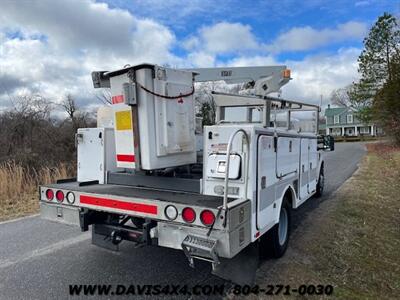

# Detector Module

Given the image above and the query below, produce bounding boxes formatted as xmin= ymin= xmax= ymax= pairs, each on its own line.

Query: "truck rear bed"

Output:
xmin=45 ymin=182 xmax=228 ymax=208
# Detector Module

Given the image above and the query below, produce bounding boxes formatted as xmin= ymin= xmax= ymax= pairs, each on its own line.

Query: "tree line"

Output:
xmin=330 ymin=13 xmax=400 ymax=144
xmin=0 ymin=94 xmax=95 ymax=170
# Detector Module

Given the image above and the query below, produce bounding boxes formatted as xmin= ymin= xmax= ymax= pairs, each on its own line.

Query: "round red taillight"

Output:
xmin=56 ymin=190 xmax=64 ymax=202
xmin=46 ymin=189 xmax=54 ymax=201
xmin=200 ymin=210 xmax=215 ymax=226
xmin=182 ymin=207 xmax=196 ymax=223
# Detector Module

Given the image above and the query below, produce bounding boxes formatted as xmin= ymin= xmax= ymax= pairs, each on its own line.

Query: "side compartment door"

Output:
xmin=257 ymin=136 xmax=277 ymax=230
xmin=299 ymin=138 xmax=309 ymax=200
xmin=277 ymin=137 xmax=300 ymax=178
xmin=308 ymin=139 xmax=318 ymax=193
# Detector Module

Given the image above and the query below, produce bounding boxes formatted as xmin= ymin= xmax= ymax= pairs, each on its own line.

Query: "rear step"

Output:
xmin=181 ymin=234 xmax=219 ymax=270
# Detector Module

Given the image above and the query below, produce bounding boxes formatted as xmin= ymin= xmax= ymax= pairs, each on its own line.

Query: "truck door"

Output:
xmin=256 ymin=135 xmax=276 ymax=230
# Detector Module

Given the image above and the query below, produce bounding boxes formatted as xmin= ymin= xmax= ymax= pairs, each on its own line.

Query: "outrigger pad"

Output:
xmin=212 ymin=243 xmax=259 ymax=285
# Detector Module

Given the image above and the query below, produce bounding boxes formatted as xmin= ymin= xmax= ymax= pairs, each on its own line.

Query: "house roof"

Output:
xmin=324 ymin=107 xmax=347 ymax=117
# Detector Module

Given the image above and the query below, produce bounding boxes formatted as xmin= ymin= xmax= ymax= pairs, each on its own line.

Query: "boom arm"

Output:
xmin=92 ymin=64 xmax=292 ymax=98
xmin=183 ymin=66 xmax=291 ymax=97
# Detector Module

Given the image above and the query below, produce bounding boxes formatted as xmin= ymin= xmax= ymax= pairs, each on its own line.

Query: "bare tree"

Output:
xmin=0 ymin=94 xmax=55 ymax=166
xmin=0 ymin=90 xmax=98 ymax=169
xmin=60 ymin=94 xmax=77 ymax=127
xmin=330 ymin=84 xmax=366 ymax=110
xmin=194 ymin=81 xmax=243 ymax=126
xmin=59 ymin=94 xmax=95 ymax=131
xmin=94 ymin=89 xmax=112 ymax=105
xmin=61 ymin=94 xmax=76 ymax=117
xmin=330 ymin=85 xmax=352 ymax=107
xmin=194 ymin=82 xmax=217 ymax=126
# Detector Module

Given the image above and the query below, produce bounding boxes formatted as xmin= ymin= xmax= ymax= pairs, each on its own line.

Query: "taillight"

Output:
xmin=182 ymin=207 xmax=196 ymax=223
xmin=165 ymin=205 xmax=178 ymax=220
xmin=56 ymin=190 xmax=64 ymax=202
xmin=46 ymin=189 xmax=54 ymax=201
xmin=66 ymin=192 xmax=75 ymax=204
xmin=200 ymin=210 xmax=215 ymax=226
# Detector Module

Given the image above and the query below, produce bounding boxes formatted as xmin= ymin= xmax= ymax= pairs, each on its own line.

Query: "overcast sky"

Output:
xmin=0 ymin=0 xmax=398 ymax=111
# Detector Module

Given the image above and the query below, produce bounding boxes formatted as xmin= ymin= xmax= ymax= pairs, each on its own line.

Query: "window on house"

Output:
xmin=332 ymin=128 xmax=341 ymax=136
xmin=334 ymin=115 xmax=340 ymax=124
xmin=360 ymin=126 xmax=370 ymax=134
xmin=347 ymin=114 xmax=353 ymax=124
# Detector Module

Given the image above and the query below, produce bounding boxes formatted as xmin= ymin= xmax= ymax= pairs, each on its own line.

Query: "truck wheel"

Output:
xmin=259 ymin=197 xmax=291 ymax=258
xmin=315 ymin=168 xmax=324 ymax=198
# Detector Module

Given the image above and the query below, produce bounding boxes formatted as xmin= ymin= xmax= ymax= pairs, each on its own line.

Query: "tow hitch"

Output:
xmin=92 ymin=219 xmax=157 ymax=251
xmin=181 ymin=234 xmax=219 ymax=270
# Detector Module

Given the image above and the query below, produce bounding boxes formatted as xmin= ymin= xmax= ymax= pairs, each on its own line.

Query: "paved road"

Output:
xmin=0 ymin=143 xmax=366 ymax=300
xmin=291 ymin=142 xmax=366 ymax=232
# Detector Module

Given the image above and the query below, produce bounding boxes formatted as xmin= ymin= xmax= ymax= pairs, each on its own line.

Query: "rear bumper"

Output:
xmin=40 ymin=202 xmax=81 ymax=226
xmin=157 ymin=221 xmax=251 ymax=259
xmin=39 ymin=187 xmax=252 ymax=261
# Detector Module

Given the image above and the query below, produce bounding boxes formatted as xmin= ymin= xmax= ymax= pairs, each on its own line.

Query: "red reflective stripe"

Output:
xmin=117 ymin=154 xmax=135 ymax=162
xmin=80 ymin=195 xmax=157 ymax=215
xmin=112 ymin=95 xmax=124 ymax=104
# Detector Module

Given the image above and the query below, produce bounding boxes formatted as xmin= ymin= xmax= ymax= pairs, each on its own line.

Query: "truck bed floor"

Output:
xmin=46 ymin=182 xmax=231 ymax=208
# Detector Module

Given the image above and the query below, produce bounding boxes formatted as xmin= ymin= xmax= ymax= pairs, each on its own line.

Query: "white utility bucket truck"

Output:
xmin=39 ymin=63 xmax=334 ymax=282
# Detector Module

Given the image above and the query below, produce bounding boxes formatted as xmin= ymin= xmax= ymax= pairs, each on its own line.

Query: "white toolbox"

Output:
xmin=77 ymin=127 xmax=119 ymax=184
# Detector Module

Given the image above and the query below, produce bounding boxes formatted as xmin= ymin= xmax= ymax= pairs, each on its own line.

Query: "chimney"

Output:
xmin=328 ymin=104 xmax=330 ymax=109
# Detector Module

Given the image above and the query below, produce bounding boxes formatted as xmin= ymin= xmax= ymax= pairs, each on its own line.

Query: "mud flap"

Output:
xmin=212 ymin=242 xmax=259 ymax=285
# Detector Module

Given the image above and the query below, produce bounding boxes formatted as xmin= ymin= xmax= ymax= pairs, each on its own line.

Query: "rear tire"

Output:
xmin=315 ymin=167 xmax=324 ymax=198
xmin=260 ymin=196 xmax=291 ymax=258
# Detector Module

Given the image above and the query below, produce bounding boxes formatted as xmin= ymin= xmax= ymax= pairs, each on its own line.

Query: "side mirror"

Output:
xmin=317 ymin=135 xmax=335 ymax=151
xmin=324 ymin=135 xmax=334 ymax=151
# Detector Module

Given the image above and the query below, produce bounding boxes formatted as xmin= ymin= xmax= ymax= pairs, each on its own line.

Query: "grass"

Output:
xmin=0 ymin=161 xmax=74 ymax=221
xmin=241 ymin=142 xmax=400 ymax=299
xmin=304 ymin=143 xmax=400 ymax=299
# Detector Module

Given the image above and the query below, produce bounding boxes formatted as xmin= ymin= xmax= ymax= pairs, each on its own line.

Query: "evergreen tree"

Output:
xmin=373 ymin=57 xmax=400 ymax=144
xmin=358 ymin=13 xmax=400 ymax=89
xmin=356 ymin=13 xmax=400 ymax=122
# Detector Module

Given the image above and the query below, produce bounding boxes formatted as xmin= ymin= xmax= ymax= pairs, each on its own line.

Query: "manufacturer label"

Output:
xmin=221 ymin=70 xmax=232 ymax=77
xmin=211 ymin=143 xmax=228 ymax=151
